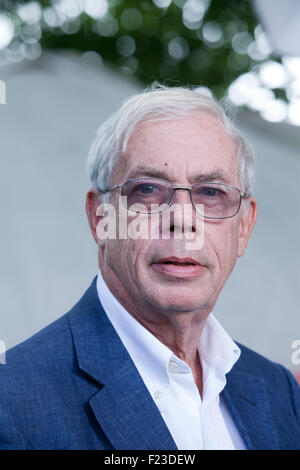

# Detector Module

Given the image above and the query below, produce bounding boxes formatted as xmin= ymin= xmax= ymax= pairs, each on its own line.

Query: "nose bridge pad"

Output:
xmin=172 ymin=187 xmax=192 ymax=205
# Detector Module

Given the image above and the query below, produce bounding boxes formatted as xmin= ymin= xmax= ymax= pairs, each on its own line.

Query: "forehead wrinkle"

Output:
xmin=119 ymin=116 xmax=239 ymax=185
xmin=125 ymin=166 xmax=233 ymax=186
xmin=126 ymin=115 xmax=236 ymax=155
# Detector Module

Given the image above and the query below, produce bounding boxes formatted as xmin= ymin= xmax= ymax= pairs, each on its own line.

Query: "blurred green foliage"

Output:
xmin=1 ymin=0 xmax=277 ymax=100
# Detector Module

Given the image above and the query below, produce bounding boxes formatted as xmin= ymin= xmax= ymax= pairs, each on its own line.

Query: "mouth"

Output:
xmin=151 ymin=257 xmax=205 ymax=278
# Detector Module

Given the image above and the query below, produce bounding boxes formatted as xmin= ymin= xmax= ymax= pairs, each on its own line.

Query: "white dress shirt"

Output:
xmin=96 ymin=270 xmax=246 ymax=450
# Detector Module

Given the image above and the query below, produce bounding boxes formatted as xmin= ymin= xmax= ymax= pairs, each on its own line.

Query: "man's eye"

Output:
xmin=201 ymin=187 xmax=219 ymax=197
xmin=137 ymin=184 xmax=157 ymax=194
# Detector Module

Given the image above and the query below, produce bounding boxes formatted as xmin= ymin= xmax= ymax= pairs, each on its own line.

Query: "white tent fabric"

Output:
xmin=253 ymin=0 xmax=300 ymax=56
xmin=0 ymin=52 xmax=299 ymax=371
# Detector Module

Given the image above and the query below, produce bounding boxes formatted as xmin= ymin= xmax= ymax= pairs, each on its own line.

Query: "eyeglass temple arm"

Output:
xmin=102 ymin=184 xmax=122 ymax=192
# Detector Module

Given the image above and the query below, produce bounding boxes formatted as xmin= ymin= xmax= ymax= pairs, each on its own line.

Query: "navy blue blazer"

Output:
xmin=0 ymin=278 xmax=299 ymax=450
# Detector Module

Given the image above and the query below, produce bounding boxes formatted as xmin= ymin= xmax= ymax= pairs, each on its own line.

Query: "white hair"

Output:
xmin=87 ymin=84 xmax=255 ymax=203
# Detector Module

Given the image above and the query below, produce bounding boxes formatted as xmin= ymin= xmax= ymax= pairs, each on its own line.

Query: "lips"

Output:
xmin=155 ymin=256 xmax=199 ymax=266
xmin=151 ymin=256 xmax=204 ymax=278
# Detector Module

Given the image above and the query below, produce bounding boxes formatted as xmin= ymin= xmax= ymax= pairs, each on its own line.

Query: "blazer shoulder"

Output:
xmin=1 ymin=278 xmax=98 ymax=371
xmin=235 ymin=342 xmax=295 ymax=381
xmin=2 ymin=312 xmax=72 ymax=370
xmin=0 ymin=279 xmax=101 ymax=450
xmin=235 ymin=342 xmax=300 ymax=420
xmin=235 ymin=342 xmax=292 ymax=375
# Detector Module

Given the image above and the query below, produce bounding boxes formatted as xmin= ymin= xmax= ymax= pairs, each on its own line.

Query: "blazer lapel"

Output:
xmin=222 ymin=369 xmax=280 ymax=450
xmin=89 ymin=365 xmax=177 ymax=450
xmin=68 ymin=278 xmax=177 ymax=450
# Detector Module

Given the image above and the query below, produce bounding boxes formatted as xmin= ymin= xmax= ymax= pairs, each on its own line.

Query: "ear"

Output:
xmin=86 ymin=189 xmax=104 ymax=244
xmin=237 ymin=197 xmax=257 ymax=257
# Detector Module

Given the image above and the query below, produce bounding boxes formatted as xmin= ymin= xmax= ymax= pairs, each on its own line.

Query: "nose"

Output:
xmin=165 ymin=188 xmax=197 ymax=235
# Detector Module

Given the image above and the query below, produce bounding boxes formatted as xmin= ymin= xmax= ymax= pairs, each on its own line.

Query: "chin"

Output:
xmin=145 ymin=286 xmax=212 ymax=314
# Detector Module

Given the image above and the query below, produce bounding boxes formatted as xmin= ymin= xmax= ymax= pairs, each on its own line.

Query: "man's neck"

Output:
xmin=99 ymin=263 xmax=208 ymax=397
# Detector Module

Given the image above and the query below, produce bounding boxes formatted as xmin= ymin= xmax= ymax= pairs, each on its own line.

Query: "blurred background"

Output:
xmin=0 ymin=0 xmax=299 ymax=381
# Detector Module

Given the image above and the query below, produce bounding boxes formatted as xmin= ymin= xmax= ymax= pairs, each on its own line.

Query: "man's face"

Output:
xmin=88 ymin=112 xmax=256 ymax=318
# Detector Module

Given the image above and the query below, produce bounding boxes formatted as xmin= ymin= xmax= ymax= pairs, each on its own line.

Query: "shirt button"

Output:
xmin=154 ymin=390 xmax=163 ymax=400
xmin=169 ymin=360 xmax=178 ymax=371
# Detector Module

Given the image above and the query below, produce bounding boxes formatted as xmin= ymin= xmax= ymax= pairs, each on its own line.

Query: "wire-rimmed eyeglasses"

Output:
xmin=102 ymin=177 xmax=248 ymax=220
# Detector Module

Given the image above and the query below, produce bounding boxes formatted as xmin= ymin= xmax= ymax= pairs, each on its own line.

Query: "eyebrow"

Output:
xmin=127 ymin=166 xmax=232 ymax=185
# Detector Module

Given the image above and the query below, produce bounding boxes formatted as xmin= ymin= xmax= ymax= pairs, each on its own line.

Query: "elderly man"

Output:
xmin=0 ymin=85 xmax=299 ymax=450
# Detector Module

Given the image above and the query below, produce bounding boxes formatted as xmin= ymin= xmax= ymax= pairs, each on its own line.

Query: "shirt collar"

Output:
xmin=96 ymin=269 xmax=240 ymax=388
xmin=199 ymin=314 xmax=240 ymax=375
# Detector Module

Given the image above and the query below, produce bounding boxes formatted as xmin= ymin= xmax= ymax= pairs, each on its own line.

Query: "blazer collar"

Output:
xmin=68 ymin=277 xmax=177 ymax=450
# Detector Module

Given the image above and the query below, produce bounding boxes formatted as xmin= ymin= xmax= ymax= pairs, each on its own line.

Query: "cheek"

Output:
xmin=101 ymin=210 xmax=148 ymax=268
xmin=205 ymin=222 xmax=240 ymax=274
xmin=102 ymin=238 xmax=123 ymax=272
xmin=103 ymin=235 xmax=146 ymax=284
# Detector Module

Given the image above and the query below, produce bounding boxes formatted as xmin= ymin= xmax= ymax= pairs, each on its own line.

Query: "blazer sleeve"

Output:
xmin=0 ymin=408 xmax=27 ymax=450
xmin=280 ymin=365 xmax=300 ymax=424
xmin=0 ymin=364 xmax=28 ymax=450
